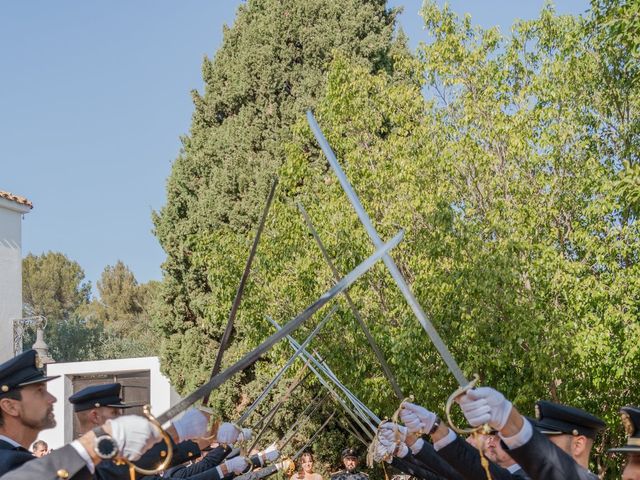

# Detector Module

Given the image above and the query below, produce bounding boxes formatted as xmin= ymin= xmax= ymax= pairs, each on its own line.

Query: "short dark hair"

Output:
xmin=0 ymin=389 xmax=23 ymax=427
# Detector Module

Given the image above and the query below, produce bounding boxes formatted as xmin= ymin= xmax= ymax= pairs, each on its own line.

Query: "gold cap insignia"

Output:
xmin=35 ymin=354 xmax=43 ymax=369
xmin=621 ymin=411 xmax=635 ymax=438
xmin=535 ymin=404 xmax=541 ymax=420
xmin=1 ymin=385 xmax=8 ymax=393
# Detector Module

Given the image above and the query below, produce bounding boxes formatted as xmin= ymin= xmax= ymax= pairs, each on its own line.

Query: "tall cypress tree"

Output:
xmin=153 ymin=0 xmax=404 ymax=405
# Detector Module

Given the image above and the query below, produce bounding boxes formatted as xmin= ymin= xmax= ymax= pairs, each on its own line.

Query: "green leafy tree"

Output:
xmin=87 ymin=261 xmax=158 ymax=358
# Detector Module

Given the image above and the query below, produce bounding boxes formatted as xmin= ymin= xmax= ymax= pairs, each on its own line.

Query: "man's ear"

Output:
xmin=572 ymin=435 xmax=588 ymax=456
xmin=0 ymin=397 xmax=21 ymax=418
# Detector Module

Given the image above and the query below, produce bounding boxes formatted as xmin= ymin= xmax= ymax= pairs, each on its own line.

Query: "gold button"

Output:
xmin=188 ymin=452 xmax=193 ymax=457
xmin=1 ymin=385 xmax=8 ymax=393
xmin=95 ymin=403 xmax=101 ymax=408
xmin=160 ymin=450 xmax=167 ymax=457
xmin=572 ymin=429 xmax=579 ymax=436
xmin=57 ymin=469 xmax=69 ymax=478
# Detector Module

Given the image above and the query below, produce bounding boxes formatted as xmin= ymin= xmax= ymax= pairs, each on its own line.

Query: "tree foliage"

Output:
xmin=153 ymin=1 xmax=639 ymax=477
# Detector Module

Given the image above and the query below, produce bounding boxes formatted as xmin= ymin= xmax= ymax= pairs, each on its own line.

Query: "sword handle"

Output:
xmin=122 ymin=405 xmax=174 ymax=480
xmin=445 ymin=374 xmax=492 ymax=435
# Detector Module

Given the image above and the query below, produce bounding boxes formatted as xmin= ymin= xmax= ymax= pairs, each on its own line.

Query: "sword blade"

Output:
xmin=236 ymin=304 xmax=337 ymax=425
xmin=204 ymin=178 xmax=278 ymax=405
xmin=306 ymin=111 xmax=468 ymax=387
xmin=155 ymin=229 xmax=404 ymax=425
xmin=298 ymin=201 xmax=403 ymax=401
xmin=292 ymin=410 xmax=336 ymax=460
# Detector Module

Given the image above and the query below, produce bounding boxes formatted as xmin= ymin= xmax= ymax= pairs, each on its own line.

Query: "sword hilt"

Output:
xmin=123 ymin=405 xmax=174 ymax=480
xmin=444 ymin=374 xmax=492 ymax=435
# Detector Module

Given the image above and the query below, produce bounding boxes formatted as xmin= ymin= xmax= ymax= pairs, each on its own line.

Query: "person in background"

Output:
xmin=31 ymin=439 xmax=49 ymax=457
xmin=292 ymin=452 xmax=323 ymax=480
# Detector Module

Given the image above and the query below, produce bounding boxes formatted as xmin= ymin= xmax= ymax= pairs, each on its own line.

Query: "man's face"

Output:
xmin=33 ymin=444 xmax=48 ymax=457
xmin=17 ymin=383 xmax=56 ymax=430
xmin=484 ymin=434 xmax=515 ymax=468
xmin=623 ymin=454 xmax=640 ymax=480
xmin=95 ymin=406 xmax=122 ymax=425
xmin=547 ymin=434 xmax=573 ymax=455
xmin=343 ymin=456 xmax=358 ymax=472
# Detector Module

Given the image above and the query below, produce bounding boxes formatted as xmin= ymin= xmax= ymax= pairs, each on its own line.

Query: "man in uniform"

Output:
xmin=330 ymin=448 xmax=368 ymax=480
xmin=457 ymin=386 xmax=604 ymax=480
xmin=0 ymin=349 xmax=59 ymax=476
xmin=609 ymin=406 xmax=640 ymax=480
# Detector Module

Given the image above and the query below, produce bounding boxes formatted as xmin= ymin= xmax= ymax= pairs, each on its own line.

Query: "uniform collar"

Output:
xmin=0 ymin=434 xmax=22 ymax=449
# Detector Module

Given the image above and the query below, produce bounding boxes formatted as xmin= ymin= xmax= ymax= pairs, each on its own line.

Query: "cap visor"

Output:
xmin=18 ymin=375 xmax=60 ymax=387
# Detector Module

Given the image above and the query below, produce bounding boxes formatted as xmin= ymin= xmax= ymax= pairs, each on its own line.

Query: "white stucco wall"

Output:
xmin=0 ymin=197 xmax=31 ymax=363
xmin=40 ymin=357 xmax=181 ymax=448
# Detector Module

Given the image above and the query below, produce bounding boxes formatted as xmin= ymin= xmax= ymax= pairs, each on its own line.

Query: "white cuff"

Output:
xmin=71 ymin=440 xmax=95 ymax=474
xmin=433 ymin=429 xmax=456 ymax=451
xmin=216 ymin=465 xmax=224 ymax=478
xmin=409 ymin=438 xmax=424 ymax=454
xmin=499 ymin=418 xmax=533 ymax=449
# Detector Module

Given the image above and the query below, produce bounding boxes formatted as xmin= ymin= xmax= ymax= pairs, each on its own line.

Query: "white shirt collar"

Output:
xmin=0 ymin=435 xmax=22 ymax=449
xmin=507 ymin=464 xmax=522 ymax=473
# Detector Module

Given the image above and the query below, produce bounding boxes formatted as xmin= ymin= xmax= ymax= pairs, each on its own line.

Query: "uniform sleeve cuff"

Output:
xmin=409 ymin=438 xmax=424 ymax=454
xmin=499 ymin=417 xmax=533 ymax=449
xmin=71 ymin=440 xmax=95 ymax=474
xmin=433 ymin=429 xmax=456 ymax=451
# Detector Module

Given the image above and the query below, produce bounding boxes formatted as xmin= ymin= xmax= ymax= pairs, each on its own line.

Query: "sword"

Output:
xmin=297 ymin=202 xmax=404 ymax=401
xmin=278 ymin=392 xmax=329 ymax=450
xmin=204 ymin=178 xmax=278 ymax=405
xmin=154 ymin=229 xmax=404 ymax=426
xmin=306 ymin=111 xmax=468 ymax=387
xmin=235 ymin=304 xmax=337 ymax=426
xmin=267 ymin=317 xmax=376 ymax=439
xmin=292 ymin=410 xmax=336 ymax=459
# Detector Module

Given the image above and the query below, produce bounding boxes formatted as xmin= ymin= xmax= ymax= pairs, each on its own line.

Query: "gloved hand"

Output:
xmin=458 ymin=387 xmax=512 ymax=430
xmin=262 ymin=443 xmax=280 ymax=462
xmin=172 ymin=408 xmax=209 ymax=441
xmin=373 ymin=438 xmax=407 ymax=463
xmin=276 ymin=458 xmax=294 ymax=472
xmin=238 ymin=427 xmax=252 ymax=442
xmin=377 ymin=422 xmax=407 ymax=446
xmin=400 ymin=402 xmax=437 ymax=435
xmin=107 ymin=415 xmax=162 ymax=461
xmin=224 ymin=455 xmax=249 ymax=474
xmin=217 ymin=423 xmax=243 ymax=444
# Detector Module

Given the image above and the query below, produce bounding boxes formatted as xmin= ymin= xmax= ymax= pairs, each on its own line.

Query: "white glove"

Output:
xmin=217 ymin=423 xmax=241 ymax=444
xmin=107 ymin=415 xmax=162 ymax=461
xmin=378 ymin=422 xmax=407 ymax=446
xmin=225 ymin=456 xmax=249 ymax=474
xmin=172 ymin=408 xmax=209 ymax=441
xmin=262 ymin=443 xmax=280 ymax=462
xmin=458 ymin=387 xmax=512 ymax=430
xmin=276 ymin=458 xmax=294 ymax=472
xmin=238 ymin=427 xmax=252 ymax=442
xmin=400 ymin=402 xmax=437 ymax=435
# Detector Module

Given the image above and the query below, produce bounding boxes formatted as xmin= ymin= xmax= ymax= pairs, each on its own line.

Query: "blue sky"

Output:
xmin=1 ymin=0 xmax=589 ymax=293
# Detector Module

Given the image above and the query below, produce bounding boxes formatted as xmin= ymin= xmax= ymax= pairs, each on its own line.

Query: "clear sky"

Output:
xmin=1 ymin=0 xmax=589 ymax=294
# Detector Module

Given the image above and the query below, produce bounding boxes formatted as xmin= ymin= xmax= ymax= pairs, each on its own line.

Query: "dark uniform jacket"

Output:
xmin=95 ymin=438 xmax=201 ymax=480
xmin=0 ymin=444 xmax=91 ymax=480
xmin=0 ymin=439 xmax=35 ymax=477
xmin=162 ymin=444 xmax=231 ymax=479
xmin=329 ymin=469 xmax=369 ymax=480
xmin=437 ymin=435 xmax=529 ymax=480
xmin=390 ymin=454 xmax=453 ymax=480
xmin=504 ymin=427 xmax=598 ymax=480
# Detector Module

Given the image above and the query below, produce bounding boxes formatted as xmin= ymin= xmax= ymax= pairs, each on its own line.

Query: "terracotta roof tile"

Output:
xmin=0 ymin=190 xmax=33 ymax=209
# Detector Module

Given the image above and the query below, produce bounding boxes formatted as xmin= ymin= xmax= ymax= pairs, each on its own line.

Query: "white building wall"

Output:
xmin=40 ymin=357 xmax=180 ymax=448
xmin=0 ymin=197 xmax=30 ymax=363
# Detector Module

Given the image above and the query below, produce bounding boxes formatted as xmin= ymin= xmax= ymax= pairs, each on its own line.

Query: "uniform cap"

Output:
xmin=534 ymin=400 xmax=605 ymax=440
xmin=69 ymin=383 xmax=138 ymax=412
xmin=0 ymin=350 xmax=58 ymax=396
xmin=608 ymin=406 xmax=640 ymax=454
xmin=341 ymin=447 xmax=358 ymax=459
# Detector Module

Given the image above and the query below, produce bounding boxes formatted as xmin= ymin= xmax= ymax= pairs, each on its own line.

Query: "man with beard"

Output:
xmin=0 ymin=349 xmax=59 ymax=475
xmin=330 ymin=448 xmax=368 ymax=480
